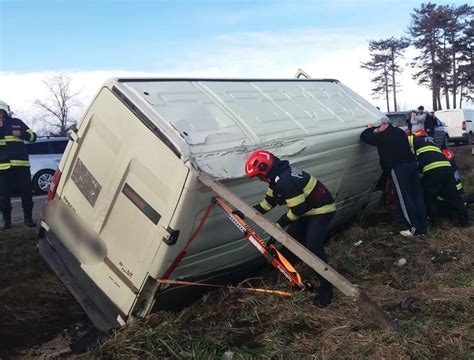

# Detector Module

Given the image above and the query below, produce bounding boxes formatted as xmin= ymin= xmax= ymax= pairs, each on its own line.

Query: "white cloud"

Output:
xmin=1 ymin=28 xmax=471 ymax=131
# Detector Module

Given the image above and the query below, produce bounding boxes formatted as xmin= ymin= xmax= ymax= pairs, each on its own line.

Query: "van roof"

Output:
xmin=104 ymin=78 xmax=383 ymax=178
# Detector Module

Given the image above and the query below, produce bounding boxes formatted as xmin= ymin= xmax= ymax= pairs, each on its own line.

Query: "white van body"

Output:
xmin=435 ymin=109 xmax=474 ymax=144
xmin=39 ymin=78 xmax=385 ymax=331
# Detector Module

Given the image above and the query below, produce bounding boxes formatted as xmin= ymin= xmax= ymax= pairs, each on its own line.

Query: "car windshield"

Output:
xmin=386 ymin=114 xmax=408 ymax=128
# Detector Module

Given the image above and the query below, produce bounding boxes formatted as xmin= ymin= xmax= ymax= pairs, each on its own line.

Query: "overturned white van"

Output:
xmin=39 ymin=78 xmax=385 ymax=331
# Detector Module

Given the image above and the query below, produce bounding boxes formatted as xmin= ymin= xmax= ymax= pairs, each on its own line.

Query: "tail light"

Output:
xmin=47 ymin=169 xmax=62 ymax=202
xmin=462 ymin=121 xmax=466 ymax=130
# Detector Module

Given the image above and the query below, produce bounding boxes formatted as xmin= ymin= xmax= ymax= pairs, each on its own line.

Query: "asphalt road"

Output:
xmin=11 ymin=195 xmax=47 ymax=221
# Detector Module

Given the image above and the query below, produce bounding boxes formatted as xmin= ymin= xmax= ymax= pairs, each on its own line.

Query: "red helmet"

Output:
xmin=245 ymin=150 xmax=274 ymax=178
xmin=413 ymin=129 xmax=428 ymax=137
xmin=442 ymin=149 xmax=455 ymax=161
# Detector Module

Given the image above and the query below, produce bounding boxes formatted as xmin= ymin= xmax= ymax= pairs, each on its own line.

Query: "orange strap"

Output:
xmin=161 ymin=200 xmax=217 ymax=279
xmin=157 ymin=278 xmax=293 ymax=297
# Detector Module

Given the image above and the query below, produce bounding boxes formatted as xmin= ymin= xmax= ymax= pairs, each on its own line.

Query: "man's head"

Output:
xmin=429 ymin=111 xmax=435 ymax=117
xmin=417 ymin=106 xmax=424 ymax=112
xmin=0 ymin=101 xmax=10 ymax=122
xmin=245 ymin=150 xmax=274 ymax=182
xmin=376 ymin=118 xmax=391 ymax=132
xmin=0 ymin=109 xmax=8 ymax=122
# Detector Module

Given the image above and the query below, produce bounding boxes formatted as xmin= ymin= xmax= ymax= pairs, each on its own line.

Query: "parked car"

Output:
xmin=385 ymin=111 xmax=447 ymax=148
xmin=27 ymin=137 xmax=68 ymax=194
xmin=435 ymin=109 xmax=474 ymax=145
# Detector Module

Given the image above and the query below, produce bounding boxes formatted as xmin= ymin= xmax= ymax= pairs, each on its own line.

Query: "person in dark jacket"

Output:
xmin=408 ymin=130 xmax=469 ymax=227
xmin=424 ymin=111 xmax=437 ymax=138
xmin=360 ymin=119 xmax=428 ymax=236
xmin=0 ymin=104 xmax=37 ymax=229
xmin=244 ymin=150 xmax=336 ymax=307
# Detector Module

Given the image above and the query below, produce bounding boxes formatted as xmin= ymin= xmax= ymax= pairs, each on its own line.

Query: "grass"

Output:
xmin=94 ymin=146 xmax=474 ymax=359
xmin=0 ymin=146 xmax=472 ymax=359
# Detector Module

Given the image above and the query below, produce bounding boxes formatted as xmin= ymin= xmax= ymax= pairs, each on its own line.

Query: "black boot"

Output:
xmin=23 ymin=209 xmax=36 ymax=228
xmin=2 ymin=211 xmax=12 ymax=230
xmin=313 ymin=280 xmax=333 ymax=308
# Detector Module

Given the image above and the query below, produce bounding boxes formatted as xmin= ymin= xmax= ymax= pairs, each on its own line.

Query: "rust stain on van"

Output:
xmin=71 ymin=158 xmax=102 ymax=206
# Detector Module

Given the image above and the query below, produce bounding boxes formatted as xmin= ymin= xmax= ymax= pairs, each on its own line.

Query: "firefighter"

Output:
xmin=408 ymin=130 xmax=469 ymax=227
xmin=0 ymin=102 xmax=37 ymax=229
xmin=244 ymin=150 xmax=336 ymax=307
xmin=441 ymin=149 xmax=474 ymax=207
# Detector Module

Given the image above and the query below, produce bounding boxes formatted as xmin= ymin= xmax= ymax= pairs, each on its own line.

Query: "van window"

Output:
xmin=27 ymin=142 xmax=50 ymax=155
xmin=386 ymin=114 xmax=408 ymax=128
xmin=50 ymin=140 xmax=68 ymax=154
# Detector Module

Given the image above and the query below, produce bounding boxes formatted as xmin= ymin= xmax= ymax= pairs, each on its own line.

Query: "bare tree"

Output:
xmin=35 ymin=74 xmax=80 ymax=135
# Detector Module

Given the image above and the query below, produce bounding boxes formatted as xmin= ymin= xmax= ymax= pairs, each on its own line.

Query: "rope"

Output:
xmin=156 ymin=278 xmax=294 ymax=297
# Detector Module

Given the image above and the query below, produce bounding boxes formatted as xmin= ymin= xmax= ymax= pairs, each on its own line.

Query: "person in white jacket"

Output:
xmin=410 ymin=106 xmax=426 ymax=133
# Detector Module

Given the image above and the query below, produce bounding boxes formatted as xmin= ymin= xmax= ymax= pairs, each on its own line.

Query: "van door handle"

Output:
xmin=68 ymin=124 xmax=79 ymax=142
xmin=158 ymin=226 xmax=180 ymax=245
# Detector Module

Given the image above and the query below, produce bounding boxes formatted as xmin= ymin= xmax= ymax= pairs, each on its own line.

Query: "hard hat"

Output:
xmin=0 ymin=100 xmax=11 ymax=115
xmin=245 ymin=150 xmax=274 ymax=178
xmin=413 ymin=129 xmax=428 ymax=137
xmin=442 ymin=149 xmax=455 ymax=161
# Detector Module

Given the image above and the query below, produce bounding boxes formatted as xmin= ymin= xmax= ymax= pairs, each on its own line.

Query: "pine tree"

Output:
xmin=361 ymin=52 xmax=391 ymax=111
xmin=409 ymin=3 xmax=448 ymax=111
xmin=409 ymin=3 xmax=473 ymax=110
xmin=361 ymin=37 xmax=409 ymax=111
xmin=459 ymin=18 xmax=474 ymax=106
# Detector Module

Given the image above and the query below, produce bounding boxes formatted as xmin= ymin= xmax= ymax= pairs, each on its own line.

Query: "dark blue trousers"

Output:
xmin=0 ymin=167 xmax=34 ymax=215
xmin=286 ymin=212 xmax=335 ymax=291
xmin=391 ymin=162 xmax=428 ymax=234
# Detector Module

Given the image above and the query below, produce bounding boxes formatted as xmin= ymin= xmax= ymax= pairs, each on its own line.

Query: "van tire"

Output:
xmin=32 ymin=169 xmax=55 ymax=194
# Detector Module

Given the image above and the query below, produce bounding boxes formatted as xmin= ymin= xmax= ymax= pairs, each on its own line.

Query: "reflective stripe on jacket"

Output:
xmin=0 ymin=116 xmax=36 ymax=170
xmin=408 ymin=135 xmax=451 ymax=174
xmin=255 ymin=160 xmax=336 ymax=227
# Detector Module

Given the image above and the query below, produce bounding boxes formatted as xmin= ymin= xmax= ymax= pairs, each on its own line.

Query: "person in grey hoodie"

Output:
xmin=410 ymin=106 xmax=426 ymax=133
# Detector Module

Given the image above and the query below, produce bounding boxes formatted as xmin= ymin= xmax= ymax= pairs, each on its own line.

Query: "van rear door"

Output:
xmin=47 ymin=88 xmax=188 ymax=320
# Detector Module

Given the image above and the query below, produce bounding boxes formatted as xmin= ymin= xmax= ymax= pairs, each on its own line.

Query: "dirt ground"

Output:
xmin=0 ymin=225 xmax=89 ymax=358
xmin=0 ymin=145 xmax=473 ymax=359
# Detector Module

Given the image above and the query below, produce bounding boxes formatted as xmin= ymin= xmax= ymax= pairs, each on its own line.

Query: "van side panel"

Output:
xmin=149 ymin=129 xmax=380 ymax=282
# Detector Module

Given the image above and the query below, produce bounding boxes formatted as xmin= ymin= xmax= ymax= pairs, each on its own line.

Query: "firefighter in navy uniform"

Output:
xmin=0 ymin=103 xmax=37 ymax=229
xmin=244 ymin=150 xmax=336 ymax=307
xmin=440 ymin=149 xmax=474 ymax=208
xmin=408 ymin=130 xmax=469 ymax=227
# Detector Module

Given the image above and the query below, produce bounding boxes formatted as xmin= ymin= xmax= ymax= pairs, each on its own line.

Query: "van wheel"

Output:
xmin=33 ymin=169 xmax=55 ymax=194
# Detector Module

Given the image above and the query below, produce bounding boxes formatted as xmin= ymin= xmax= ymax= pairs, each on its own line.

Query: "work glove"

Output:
xmin=232 ymin=210 xmax=245 ymax=220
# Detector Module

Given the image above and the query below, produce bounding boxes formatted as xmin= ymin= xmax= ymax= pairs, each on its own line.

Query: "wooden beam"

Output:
xmin=198 ymin=172 xmax=400 ymax=332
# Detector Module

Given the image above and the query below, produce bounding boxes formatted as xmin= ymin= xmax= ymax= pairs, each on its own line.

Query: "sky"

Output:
xmin=0 ymin=0 xmax=472 ymax=128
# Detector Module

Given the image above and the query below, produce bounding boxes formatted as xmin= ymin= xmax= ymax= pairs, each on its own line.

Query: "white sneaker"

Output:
xmin=400 ymin=228 xmax=416 ymax=237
